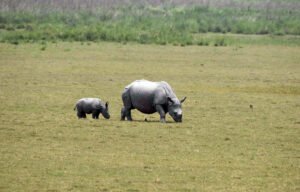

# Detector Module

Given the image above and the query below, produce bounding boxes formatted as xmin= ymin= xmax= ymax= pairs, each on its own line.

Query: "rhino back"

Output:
xmin=128 ymin=80 xmax=160 ymax=114
xmin=77 ymin=98 xmax=102 ymax=113
xmin=127 ymin=80 xmax=165 ymax=114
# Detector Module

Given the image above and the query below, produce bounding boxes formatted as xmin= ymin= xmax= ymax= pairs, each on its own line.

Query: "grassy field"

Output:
xmin=0 ymin=40 xmax=299 ymax=191
xmin=1 ymin=0 xmax=300 ymax=45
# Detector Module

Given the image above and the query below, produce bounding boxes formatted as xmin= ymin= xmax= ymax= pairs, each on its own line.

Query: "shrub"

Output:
xmin=173 ymin=42 xmax=179 ymax=46
xmin=159 ymin=41 xmax=167 ymax=45
xmin=197 ymin=38 xmax=210 ymax=46
xmin=186 ymin=40 xmax=193 ymax=46
xmin=16 ymin=24 xmax=25 ymax=29
xmin=197 ymin=41 xmax=203 ymax=46
xmin=214 ymin=37 xmax=227 ymax=46
xmin=6 ymin=25 xmax=15 ymax=31
xmin=99 ymin=30 xmax=107 ymax=41
xmin=74 ymin=32 xmax=86 ymax=41
xmin=213 ymin=26 xmax=222 ymax=33
xmin=10 ymin=40 xmax=19 ymax=45
xmin=257 ymin=29 xmax=269 ymax=35
xmin=139 ymin=32 xmax=149 ymax=44
xmin=186 ymin=19 xmax=199 ymax=33
xmin=198 ymin=26 xmax=208 ymax=33
xmin=26 ymin=24 xmax=34 ymax=31
xmin=274 ymin=30 xmax=285 ymax=36
xmin=235 ymin=27 xmax=244 ymax=34
xmin=0 ymin=5 xmax=299 ymax=45
xmin=0 ymin=24 xmax=5 ymax=29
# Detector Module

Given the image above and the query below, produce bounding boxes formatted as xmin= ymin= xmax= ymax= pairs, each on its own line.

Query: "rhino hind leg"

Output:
xmin=77 ymin=111 xmax=86 ymax=119
xmin=126 ymin=109 xmax=132 ymax=121
xmin=121 ymin=90 xmax=133 ymax=121
xmin=121 ymin=107 xmax=126 ymax=120
xmin=121 ymin=107 xmax=132 ymax=121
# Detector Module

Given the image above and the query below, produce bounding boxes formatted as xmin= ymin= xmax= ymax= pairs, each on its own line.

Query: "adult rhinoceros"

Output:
xmin=121 ymin=80 xmax=186 ymax=123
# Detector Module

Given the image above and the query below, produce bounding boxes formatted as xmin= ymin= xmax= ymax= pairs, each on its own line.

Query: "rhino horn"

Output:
xmin=180 ymin=97 xmax=187 ymax=103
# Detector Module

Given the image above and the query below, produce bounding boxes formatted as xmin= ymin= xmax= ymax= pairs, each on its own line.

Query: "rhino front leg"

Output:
xmin=92 ymin=112 xmax=98 ymax=119
xmin=155 ymin=105 xmax=166 ymax=123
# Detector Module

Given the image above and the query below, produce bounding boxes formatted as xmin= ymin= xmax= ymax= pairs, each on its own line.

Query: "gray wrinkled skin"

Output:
xmin=121 ymin=80 xmax=186 ymax=123
xmin=74 ymin=98 xmax=110 ymax=119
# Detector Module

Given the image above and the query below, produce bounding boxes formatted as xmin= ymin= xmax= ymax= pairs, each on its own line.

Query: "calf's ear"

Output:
xmin=180 ymin=97 xmax=187 ymax=103
xmin=105 ymin=102 xmax=109 ymax=108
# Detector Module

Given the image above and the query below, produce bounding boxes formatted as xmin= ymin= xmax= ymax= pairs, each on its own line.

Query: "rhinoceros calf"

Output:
xmin=121 ymin=80 xmax=186 ymax=123
xmin=74 ymin=98 xmax=110 ymax=119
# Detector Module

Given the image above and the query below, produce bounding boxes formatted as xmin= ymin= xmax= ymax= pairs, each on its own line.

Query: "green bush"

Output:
xmin=6 ymin=25 xmax=15 ymax=31
xmin=41 ymin=45 xmax=47 ymax=51
xmin=0 ymin=5 xmax=299 ymax=45
xmin=26 ymin=24 xmax=34 ymax=31
xmin=0 ymin=24 xmax=6 ymax=29
xmin=16 ymin=24 xmax=26 ymax=29
xmin=214 ymin=37 xmax=227 ymax=46
xmin=10 ymin=40 xmax=19 ymax=45
xmin=85 ymin=30 xmax=98 ymax=41
xmin=197 ymin=38 xmax=210 ymax=46
xmin=139 ymin=32 xmax=150 ymax=44
xmin=274 ymin=30 xmax=285 ymax=36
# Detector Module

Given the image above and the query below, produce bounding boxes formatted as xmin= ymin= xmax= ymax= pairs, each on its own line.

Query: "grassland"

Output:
xmin=0 ymin=40 xmax=299 ymax=191
xmin=1 ymin=0 xmax=300 ymax=45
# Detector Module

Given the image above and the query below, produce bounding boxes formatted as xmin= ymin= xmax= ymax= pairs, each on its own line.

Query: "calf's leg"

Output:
xmin=78 ymin=111 xmax=86 ymax=119
xmin=92 ymin=111 xmax=100 ymax=119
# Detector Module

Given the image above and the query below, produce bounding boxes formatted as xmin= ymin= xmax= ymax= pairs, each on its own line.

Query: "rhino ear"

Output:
xmin=180 ymin=97 xmax=187 ymax=103
xmin=105 ymin=102 xmax=109 ymax=108
xmin=167 ymin=97 xmax=174 ymax=104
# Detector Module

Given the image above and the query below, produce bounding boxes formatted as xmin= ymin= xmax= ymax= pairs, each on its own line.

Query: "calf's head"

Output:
xmin=167 ymin=97 xmax=186 ymax=122
xmin=102 ymin=102 xmax=110 ymax=119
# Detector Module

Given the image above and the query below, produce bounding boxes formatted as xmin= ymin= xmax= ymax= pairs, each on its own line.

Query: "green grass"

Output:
xmin=1 ymin=2 xmax=300 ymax=45
xmin=0 ymin=41 xmax=299 ymax=191
xmin=195 ymin=33 xmax=300 ymax=46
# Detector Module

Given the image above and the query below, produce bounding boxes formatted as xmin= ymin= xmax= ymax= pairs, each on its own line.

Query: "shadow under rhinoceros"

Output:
xmin=130 ymin=119 xmax=177 ymax=123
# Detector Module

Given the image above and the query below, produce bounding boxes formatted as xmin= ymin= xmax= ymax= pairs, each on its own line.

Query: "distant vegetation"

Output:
xmin=1 ymin=0 xmax=300 ymax=45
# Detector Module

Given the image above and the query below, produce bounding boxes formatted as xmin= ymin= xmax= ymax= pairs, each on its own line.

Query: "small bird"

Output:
xmin=250 ymin=104 xmax=253 ymax=111
xmin=145 ymin=118 xmax=148 ymax=122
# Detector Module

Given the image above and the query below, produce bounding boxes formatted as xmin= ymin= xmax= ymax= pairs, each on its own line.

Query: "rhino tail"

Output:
xmin=73 ymin=105 xmax=77 ymax=111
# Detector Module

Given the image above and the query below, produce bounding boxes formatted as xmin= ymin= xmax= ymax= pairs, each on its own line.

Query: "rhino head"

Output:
xmin=102 ymin=102 xmax=110 ymax=119
xmin=167 ymin=96 xmax=186 ymax=122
